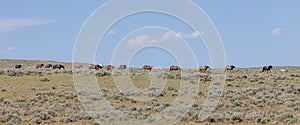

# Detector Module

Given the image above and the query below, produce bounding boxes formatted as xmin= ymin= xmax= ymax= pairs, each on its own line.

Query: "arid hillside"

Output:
xmin=0 ymin=59 xmax=300 ymax=125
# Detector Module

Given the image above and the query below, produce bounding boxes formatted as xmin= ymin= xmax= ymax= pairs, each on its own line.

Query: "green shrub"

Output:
xmin=40 ymin=77 xmax=49 ymax=82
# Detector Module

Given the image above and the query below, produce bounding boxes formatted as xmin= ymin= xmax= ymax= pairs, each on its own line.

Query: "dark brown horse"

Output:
xmin=44 ymin=64 xmax=52 ymax=68
xmin=170 ymin=65 xmax=181 ymax=71
xmin=106 ymin=65 xmax=114 ymax=70
xmin=143 ymin=65 xmax=153 ymax=71
xmin=88 ymin=64 xmax=103 ymax=70
xmin=199 ymin=66 xmax=209 ymax=72
xmin=36 ymin=64 xmax=44 ymax=69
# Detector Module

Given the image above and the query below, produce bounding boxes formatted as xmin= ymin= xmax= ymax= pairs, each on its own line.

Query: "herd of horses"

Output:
xmin=13 ymin=63 xmax=274 ymax=73
xmin=14 ymin=64 xmax=65 ymax=70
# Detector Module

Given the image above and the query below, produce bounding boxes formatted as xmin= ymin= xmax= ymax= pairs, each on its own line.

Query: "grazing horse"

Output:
xmin=118 ymin=65 xmax=127 ymax=70
xmin=88 ymin=64 xmax=103 ymax=70
xmin=15 ymin=65 xmax=22 ymax=69
xmin=170 ymin=65 xmax=181 ymax=71
xmin=106 ymin=65 xmax=114 ymax=70
xmin=75 ymin=64 xmax=83 ymax=69
xmin=143 ymin=65 xmax=153 ymax=71
xmin=199 ymin=66 xmax=209 ymax=72
xmin=226 ymin=65 xmax=235 ymax=72
xmin=36 ymin=64 xmax=44 ymax=69
xmin=262 ymin=65 xmax=273 ymax=73
xmin=44 ymin=64 xmax=53 ymax=68
xmin=53 ymin=64 xmax=65 ymax=70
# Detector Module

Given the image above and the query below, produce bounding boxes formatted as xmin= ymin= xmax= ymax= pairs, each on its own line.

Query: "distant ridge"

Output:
xmin=0 ymin=59 xmax=299 ymax=69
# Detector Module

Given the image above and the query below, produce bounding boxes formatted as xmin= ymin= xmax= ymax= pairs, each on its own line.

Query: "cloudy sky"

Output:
xmin=0 ymin=0 xmax=299 ymax=68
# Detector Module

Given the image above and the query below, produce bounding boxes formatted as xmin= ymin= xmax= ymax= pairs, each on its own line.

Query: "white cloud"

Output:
xmin=176 ymin=31 xmax=205 ymax=39
xmin=161 ymin=32 xmax=177 ymax=41
xmin=128 ymin=35 xmax=158 ymax=48
xmin=107 ymin=30 xmax=116 ymax=35
xmin=7 ymin=47 xmax=16 ymax=52
xmin=0 ymin=18 xmax=54 ymax=33
xmin=127 ymin=31 xmax=204 ymax=48
xmin=271 ymin=28 xmax=282 ymax=37
xmin=191 ymin=31 xmax=206 ymax=38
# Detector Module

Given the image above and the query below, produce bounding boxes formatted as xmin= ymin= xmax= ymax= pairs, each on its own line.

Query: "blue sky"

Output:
xmin=0 ymin=0 xmax=299 ymax=68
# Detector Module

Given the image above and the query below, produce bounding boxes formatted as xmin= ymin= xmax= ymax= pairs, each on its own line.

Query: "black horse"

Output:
xmin=262 ymin=65 xmax=273 ymax=73
xmin=53 ymin=64 xmax=65 ymax=70
xmin=118 ymin=65 xmax=127 ymax=70
xmin=15 ymin=65 xmax=22 ymax=69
